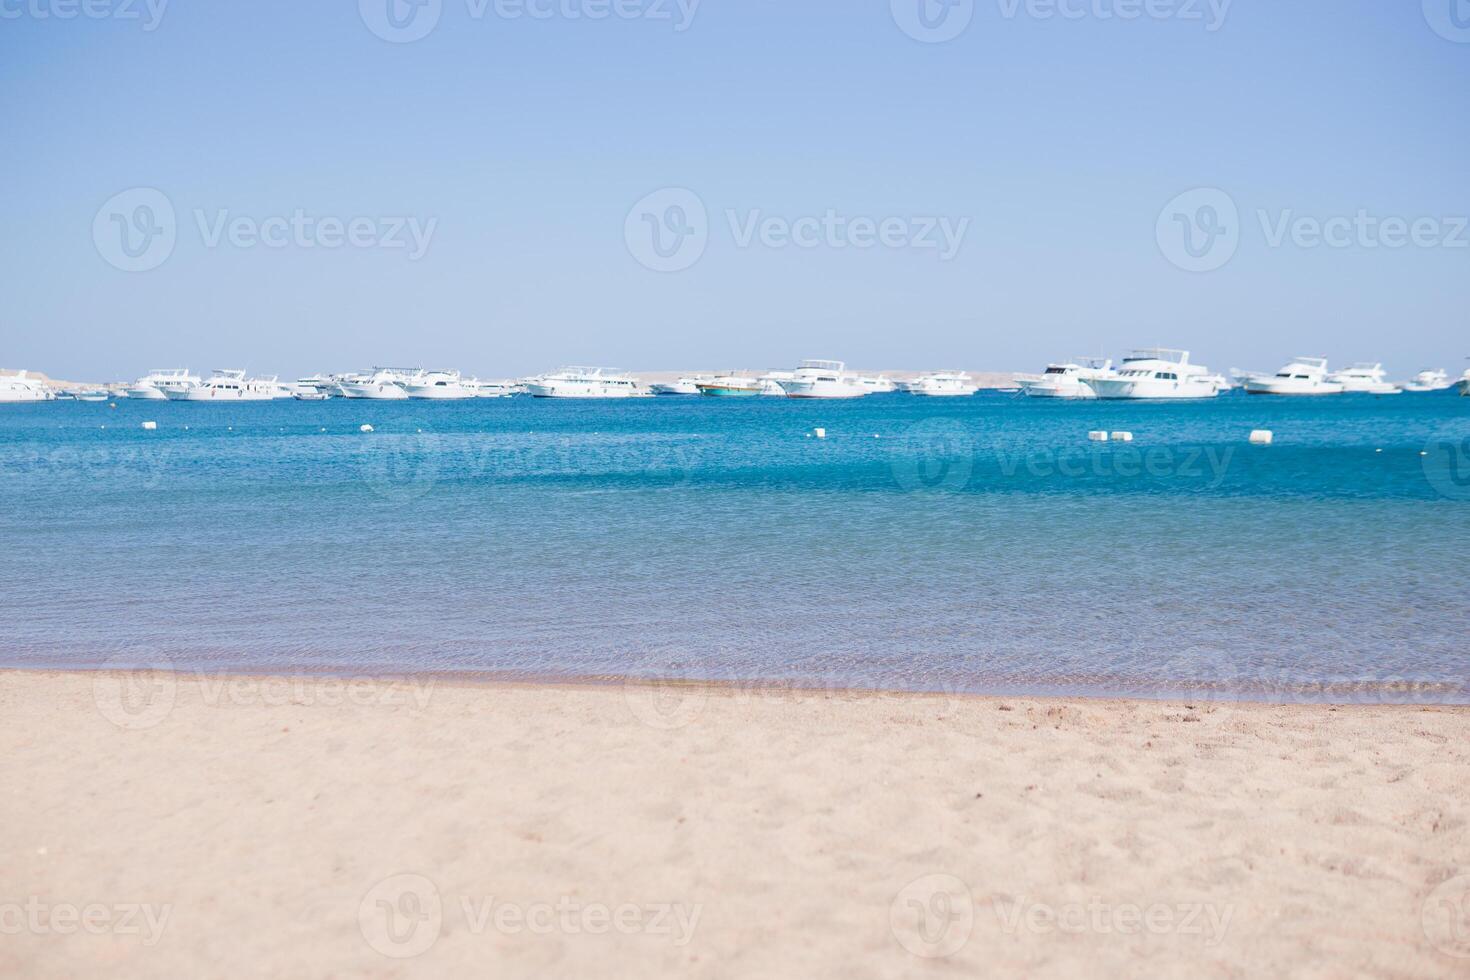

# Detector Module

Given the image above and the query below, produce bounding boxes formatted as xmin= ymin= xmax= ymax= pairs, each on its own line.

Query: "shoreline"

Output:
xmin=3 ymin=665 xmax=1465 ymax=708
xmin=3 ymin=668 xmax=1468 ymax=976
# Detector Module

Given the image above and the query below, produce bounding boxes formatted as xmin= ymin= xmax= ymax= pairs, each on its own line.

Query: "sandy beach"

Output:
xmin=2 ymin=669 xmax=1467 ymax=977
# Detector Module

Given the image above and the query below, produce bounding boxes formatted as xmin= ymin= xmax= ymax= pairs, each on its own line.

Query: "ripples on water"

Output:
xmin=1 ymin=392 xmax=1466 ymax=703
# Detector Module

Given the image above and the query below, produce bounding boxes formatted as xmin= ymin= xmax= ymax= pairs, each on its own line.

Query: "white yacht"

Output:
xmin=910 ymin=370 xmax=979 ymax=397
xmin=695 ymin=374 xmax=763 ymax=397
xmin=1015 ymin=359 xmax=1112 ymax=399
xmin=339 ymin=368 xmax=414 ymax=400
xmin=775 ymin=360 xmax=869 ymax=399
xmin=403 ymin=370 xmax=474 ymax=400
xmin=1086 ymin=349 xmax=1223 ymax=400
xmin=524 ymin=367 xmax=647 ymax=398
xmin=757 ymin=373 xmax=792 ymax=396
xmin=1243 ymin=357 xmax=1344 ymax=396
xmin=165 ymin=369 xmax=277 ymax=401
xmin=0 ymin=371 xmax=56 ymax=402
xmin=857 ymin=375 xmax=897 ymax=394
xmin=126 ymin=368 xmax=200 ymax=400
xmin=464 ymin=378 xmax=519 ymax=398
xmin=1327 ymin=362 xmax=1400 ymax=395
xmin=649 ymin=377 xmax=703 ymax=396
xmin=1402 ymin=368 xmax=1452 ymax=392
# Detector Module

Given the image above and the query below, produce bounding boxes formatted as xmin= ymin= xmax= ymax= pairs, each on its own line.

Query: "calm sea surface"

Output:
xmin=2 ymin=391 xmax=1467 ymax=702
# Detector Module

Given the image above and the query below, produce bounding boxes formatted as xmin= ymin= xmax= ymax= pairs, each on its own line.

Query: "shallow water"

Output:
xmin=2 ymin=391 xmax=1467 ymax=702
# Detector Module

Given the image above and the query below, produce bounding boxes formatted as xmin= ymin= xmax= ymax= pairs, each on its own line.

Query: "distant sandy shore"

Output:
xmin=3 ymin=669 xmax=1468 ymax=977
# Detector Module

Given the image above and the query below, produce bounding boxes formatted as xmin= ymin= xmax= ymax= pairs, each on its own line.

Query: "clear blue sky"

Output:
xmin=2 ymin=0 xmax=1467 ymax=380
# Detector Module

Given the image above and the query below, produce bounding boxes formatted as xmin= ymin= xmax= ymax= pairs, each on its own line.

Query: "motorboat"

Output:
xmin=1402 ymin=369 xmax=1453 ymax=392
xmin=857 ymin=375 xmax=897 ymax=394
xmin=1327 ymin=362 xmax=1400 ymax=395
xmin=1085 ymin=349 xmax=1223 ymax=400
xmin=650 ymin=378 xmax=703 ymax=396
xmin=0 ymin=371 xmax=56 ymax=402
xmin=1015 ymin=360 xmax=1112 ymax=399
xmin=910 ymin=370 xmax=980 ymax=397
xmin=403 ymin=370 xmax=474 ymax=399
xmin=1243 ymin=357 xmax=1344 ymax=395
xmin=695 ymin=374 xmax=762 ymax=397
xmin=126 ymin=368 xmax=200 ymax=400
xmin=757 ymin=373 xmax=792 ymax=396
xmin=524 ymin=367 xmax=647 ymax=398
xmin=339 ymin=368 xmax=414 ymax=400
xmin=71 ymin=388 xmax=110 ymax=402
xmin=165 ymin=369 xmax=277 ymax=401
xmin=774 ymin=360 xmax=869 ymax=399
xmin=463 ymin=379 xmax=519 ymax=398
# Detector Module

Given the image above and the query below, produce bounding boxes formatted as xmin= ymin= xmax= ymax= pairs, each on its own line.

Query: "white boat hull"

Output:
xmin=403 ymin=385 xmax=473 ymax=399
xmin=125 ymin=386 xmax=170 ymax=400
xmin=1020 ymin=381 xmax=1095 ymax=399
xmin=167 ymin=387 xmax=274 ymax=401
xmin=777 ymin=380 xmax=868 ymax=399
xmin=1087 ymin=379 xmax=1219 ymax=400
xmin=525 ymin=382 xmax=645 ymax=398
xmin=340 ymin=384 xmax=409 ymax=400
xmin=1243 ymin=379 xmax=1344 ymax=395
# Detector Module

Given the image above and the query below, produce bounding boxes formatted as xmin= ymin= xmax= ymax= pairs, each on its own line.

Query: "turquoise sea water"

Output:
xmin=2 ymin=391 xmax=1467 ymax=702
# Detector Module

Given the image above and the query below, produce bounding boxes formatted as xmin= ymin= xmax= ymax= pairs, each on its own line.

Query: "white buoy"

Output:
xmin=814 ymin=427 xmax=826 ymax=439
xmin=1088 ymin=430 xmax=1108 ymax=442
xmin=360 ymin=424 xmax=374 ymax=433
xmin=1249 ymin=429 xmax=1273 ymax=445
xmin=1110 ymin=431 xmax=1133 ymax=442
xmin=141 ymin=421 xmax=157 ymax=430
